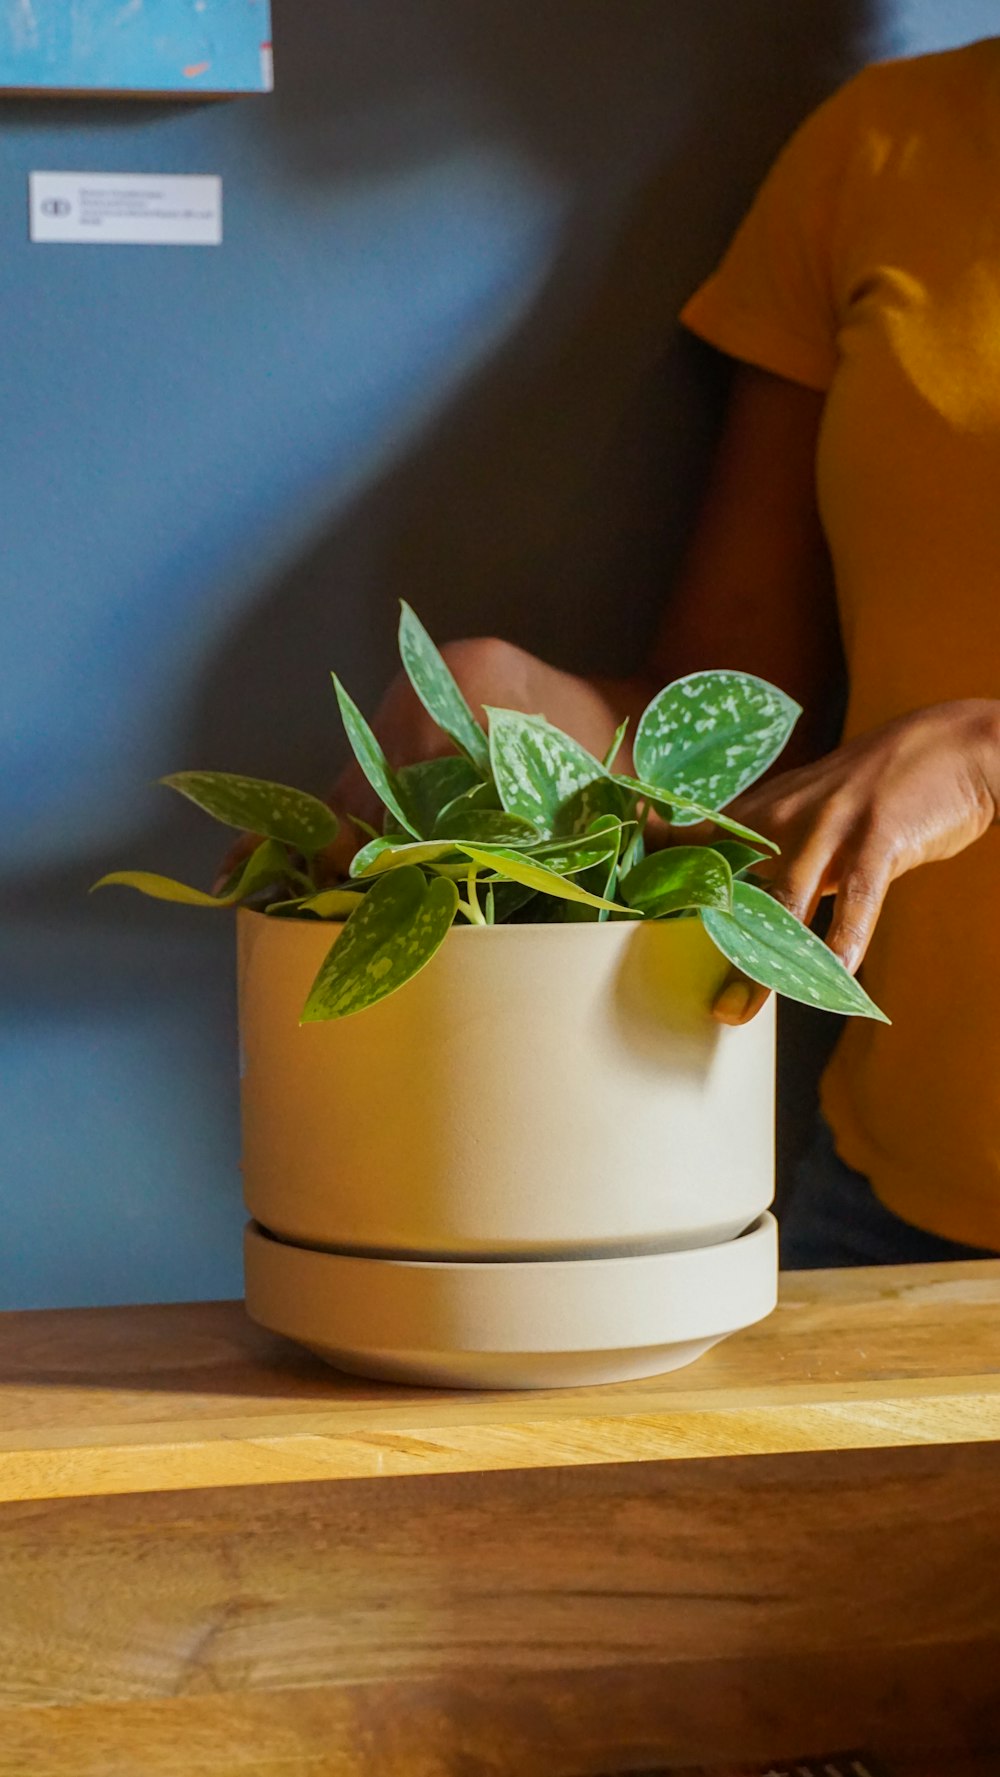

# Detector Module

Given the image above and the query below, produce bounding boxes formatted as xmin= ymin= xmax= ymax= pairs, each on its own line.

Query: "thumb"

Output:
xmin=712 ymin=971 xmax=771 ymax=1025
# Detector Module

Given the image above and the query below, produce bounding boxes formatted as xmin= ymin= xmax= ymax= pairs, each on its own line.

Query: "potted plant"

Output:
xmin=95 ymin=605 xmax=885 ymax=1388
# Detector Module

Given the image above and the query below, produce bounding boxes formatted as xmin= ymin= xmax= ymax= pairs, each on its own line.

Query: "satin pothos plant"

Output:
xmin=94 ymin=604 xmax=887 ymax=1027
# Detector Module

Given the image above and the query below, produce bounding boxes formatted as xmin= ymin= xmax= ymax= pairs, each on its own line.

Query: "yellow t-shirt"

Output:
xmin=681 ymin=40 xmax=1000 ymax=1248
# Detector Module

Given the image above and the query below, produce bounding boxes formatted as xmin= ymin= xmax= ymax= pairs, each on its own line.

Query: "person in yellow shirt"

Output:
xmin=674 ymin=37 xmax=1000 ymax=1262
xmin=231 ymin=41 xmax=1000 ymax=1266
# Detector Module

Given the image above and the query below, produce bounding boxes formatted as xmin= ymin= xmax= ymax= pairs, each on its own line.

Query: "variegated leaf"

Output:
xmin=616 ymin=773 xmax=778 ymax=852
xmin=621 ymin=847 xmax=733 ymax=917
xmin=528 ymin=825 xmax=623 ymax=877
xmin=161 ymin=772 xmax=337 ymax=857
xmin=431 ymin=808 xmax=540 ymax=846
xmin=709 ymin=840 xmax=769 ymax=878
xmin=700 ymin=881 xmax=889 ymax=1022
xmin=350 ymin=837 xmax=462 ymax=878
xmin=552 ymin=774 xmax=627 ymax=838
xmin=456 ymin=844 xmax=628 ymax=913
xmin=433 ymin=778 xmax=502 ymax=833
xmin=486 ymin=709 xmax=608 ymax=837
xmin=634 ymin=671 xmax=800 ymax=822
xmin=398 ymin=603 xmax=491 ymax=771
xmin=301 ymin=867 xmax=458 ymax=1022
xmin=396 ymin=756 xmax=480 ymax=837
xmin=332 ymin=676 xmax=420 ymax=838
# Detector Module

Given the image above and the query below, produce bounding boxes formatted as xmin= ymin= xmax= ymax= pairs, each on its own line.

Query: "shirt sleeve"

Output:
xmin=681 ymin=72 xmax=870 ymax=392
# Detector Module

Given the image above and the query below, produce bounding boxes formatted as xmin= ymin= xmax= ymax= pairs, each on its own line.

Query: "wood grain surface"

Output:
xmin=2 ymin=1266 xmax=998 ymax=1774
xmin=2 ymin=1444 xmax=999 ymax=1773
xmin=2 ymin=1261 xmax=1000 ymax=1503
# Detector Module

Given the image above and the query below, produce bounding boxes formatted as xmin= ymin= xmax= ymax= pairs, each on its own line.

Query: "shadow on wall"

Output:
xmin=173 ymin=0 xmax=874 ymax=1186
xmin=1 ymin=0 xmax=877 ymax=1303
xmin=195 ymin=0 xmax=878 ymax=724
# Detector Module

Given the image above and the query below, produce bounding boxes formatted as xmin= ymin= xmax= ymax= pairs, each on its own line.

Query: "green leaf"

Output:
xmin=91 ymin=839 xmax=294 ymax=910
xmin=554 ymin=845 xmax=629 ymax=923
xmin=350 ymin=837 xmax=396 ymax=877
xmin=161 ymin=772 xmax=337 ymax=857
xmin=552 ymin=774 xmax=628 ymax=838
xmin=634 ymin=670 xmax=800 ymax=823
xmin=456 ymin=845 xmax=629 ymax=914
xmin=618 ymin=826 xmax=645 ymax=879
xmin=709 ymin=840 xmax=769 ymax=878
xmin=621 ymin=847 xmax=734 ymax=917
xmin=432 ymin=824 xmax=622 ymax=884
xmin=528 ymin=826 xmax=623 ymax=876
xmin=589 ymin=817 xmax=628 ymax=924
xmin=700 ymin=881 xmax=889 ymax=1022
xmin=91 ymin=838 xmax=293 ymax=909
xmin=486 ymin=709 xmax=608 ymax=836
xmin=398 ymin=603 xmax=491 ymax=772
xmin=230 ymin=839 xmax=304 ymax=900
xmin=92 ymin=870 xmax=238 ymax=908
xmin=294 ymin=888 xmax=369 ymax=919
xmin=332 ymin=676 xmax=420 ymax=839
xmin=350 ymin=836 xmax=462 ymax=878
xmin=434 ymin=778 xmax=503 ymax=832
xmin=396 ymin=757 xmax=480 ymax=837
xmin=432 ymin=808 xmax=540 ymax=846
xmin=301 ymin=867 xmax=458 ymax=1022
xmin=602 ymin=718 xmax=629 ymax=771
xmin=615 ymin=774 xmax=778 ymax=852
xmin=615 ymin=774 xmax=673 ymax=820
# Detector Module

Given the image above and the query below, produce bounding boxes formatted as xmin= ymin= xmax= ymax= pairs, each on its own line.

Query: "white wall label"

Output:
xmin=29 ymin=172 xmax=223 ymax=246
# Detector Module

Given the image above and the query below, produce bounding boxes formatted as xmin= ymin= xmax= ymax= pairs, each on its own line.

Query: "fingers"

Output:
xmin=824 ymin=857 xmax=891 ymax=974
xmin=713 ymin=972 xmax=771 ymax=1026
xmin=766 ymin=870 xmax=824 ymax=930
xmin=759 ymin=816 xmax=835 ymax=924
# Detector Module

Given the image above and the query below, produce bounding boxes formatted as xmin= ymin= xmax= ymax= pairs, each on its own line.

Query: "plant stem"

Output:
xmin=620 ymin=803 xmax=650 ymax=877
xmin=598 ymin=829 xmax=625 ymax=924
xmin=464 ymin=866 xmax=486 ymax=926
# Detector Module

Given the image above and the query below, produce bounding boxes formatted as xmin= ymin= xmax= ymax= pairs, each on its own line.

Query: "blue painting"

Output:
xmin=1 ymin=0 xmax=272 ymax=94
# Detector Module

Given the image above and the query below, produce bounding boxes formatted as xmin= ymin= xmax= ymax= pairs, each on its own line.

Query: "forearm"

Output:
xmin=637 ymin=365 xmax=843 ymax=768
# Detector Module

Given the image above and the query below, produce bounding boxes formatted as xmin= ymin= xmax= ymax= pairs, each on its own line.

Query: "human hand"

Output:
xmin=712 ymin=699 xmax=1000 ymax=1024
xmin=214 ymin=636 xmax=642 ymax=889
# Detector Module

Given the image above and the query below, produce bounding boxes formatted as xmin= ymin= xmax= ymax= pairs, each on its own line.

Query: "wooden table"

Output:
xmin=1 ymin=1262 xmax=999 ymax=1775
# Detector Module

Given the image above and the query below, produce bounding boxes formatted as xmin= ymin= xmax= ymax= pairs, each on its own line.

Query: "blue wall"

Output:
xmin=2 ymin=1 xmax=993 ymax=1309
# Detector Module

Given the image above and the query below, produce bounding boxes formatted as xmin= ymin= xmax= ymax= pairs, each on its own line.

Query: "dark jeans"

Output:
xmin=780 ymin=1120 xmax=999 ymax=1270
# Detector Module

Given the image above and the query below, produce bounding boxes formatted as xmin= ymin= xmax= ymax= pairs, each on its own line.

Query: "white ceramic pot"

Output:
xmin=244 ymin=1212 xmax=778 ymax=1389
xmin=237 ymin=909 xmax=775 ymax=1260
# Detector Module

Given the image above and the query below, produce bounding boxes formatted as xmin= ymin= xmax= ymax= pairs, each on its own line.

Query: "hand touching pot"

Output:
xmin=714 ymin=700 xmax=1000 ymax=1024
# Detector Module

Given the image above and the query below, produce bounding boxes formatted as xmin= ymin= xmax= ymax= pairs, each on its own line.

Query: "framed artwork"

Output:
xmin=0 ymin=0 xmax=272 ymax=96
